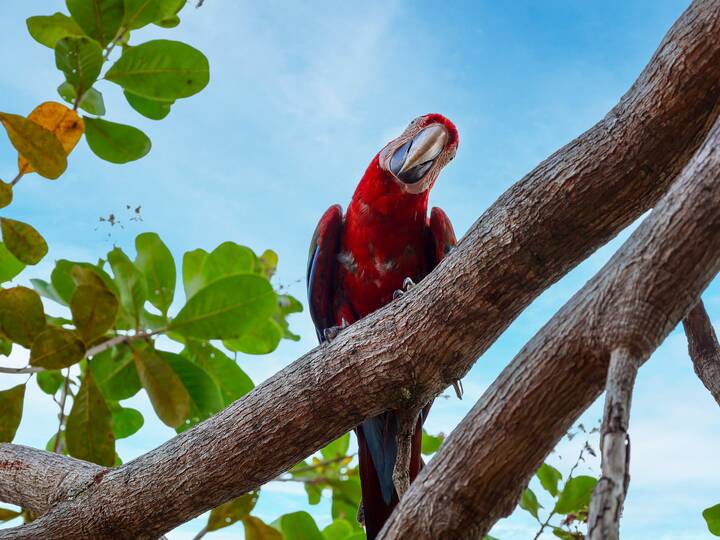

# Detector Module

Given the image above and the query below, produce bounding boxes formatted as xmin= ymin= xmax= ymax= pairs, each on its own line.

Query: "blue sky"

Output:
xmin=2 ymin=1 xmax=719 ymax=538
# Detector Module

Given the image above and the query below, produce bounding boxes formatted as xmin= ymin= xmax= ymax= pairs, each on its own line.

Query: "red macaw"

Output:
xmin=307 ymin=113 xmax=459 ymax=539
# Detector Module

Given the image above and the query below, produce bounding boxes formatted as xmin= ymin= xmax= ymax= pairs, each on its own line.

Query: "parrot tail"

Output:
xmin=356 ymin=412 xmax=423 ymax=539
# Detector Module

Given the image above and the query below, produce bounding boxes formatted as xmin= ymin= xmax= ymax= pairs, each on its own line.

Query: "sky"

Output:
xmin=1 ymin=1 xmax=719 ymax=538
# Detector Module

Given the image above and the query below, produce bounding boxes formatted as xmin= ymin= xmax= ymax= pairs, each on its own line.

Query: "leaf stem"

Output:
xmin=54 ymin=369 xmax=71 ymax=454
xmin=191 ymin=526 xmax=208 ymax=540
xmin=10 ymin=171 xmax=24 ymax=187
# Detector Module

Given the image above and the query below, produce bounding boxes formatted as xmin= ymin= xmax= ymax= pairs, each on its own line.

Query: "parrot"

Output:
xmin=306 ymin=113 xmax=459 ymax=539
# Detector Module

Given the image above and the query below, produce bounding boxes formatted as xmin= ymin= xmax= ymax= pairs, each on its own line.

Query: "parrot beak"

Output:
xmin=388 ymin=124 xmax=449 ymax=185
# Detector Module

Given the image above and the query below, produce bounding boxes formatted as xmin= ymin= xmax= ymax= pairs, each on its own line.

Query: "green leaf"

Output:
xmin=51 ymin=260 xmax=117 ymax=304
xmin=27 ymin=12 xmax=85 ymax=49
xmin=0 ymin=340 xmax=11 ymax=356
xmin=108 ymin=247 xmax=147 ymax=324
xmin=111 ymin=405 xmax=143 ymax=438
xmin=66 ymin=0 xmax=125 ymax=46
xmin=134 ymin=232 xmax=175 ymax=315
xmin=256 ymin=249 xmax=278 ymax=278
xmin=91 ymin=346 xmax=141 ymax=400
xmin=70 ymin=265 xmax=119 ymax=343
xmin=274 ymin=293 xmax=303 ymax=341
xmin=58 ymin=82 xmax=106 ymax=116
xmin=0 ymin=385 xmax=25 ymax=442
xmin=321 ymin=434 xmax=350 ymax=461
xmin=322 ymin=520 xmax=353 ymax=540
xmin=132 ymin=346 xmax=189 ymax=428
xmin=244 ymin=515 xmax=283 ymax=540
xmin=0 ymin=507 xmax=21 ymax=522
xmin=519 ymin=488 xmax=542 ymax=519
xmin=170 ymin=275 xmax=277 ymax=340
xmin=536 ymin=463 xmax=563 ymax=497
xmin=182 ymin=248 xmax=208 ymax=299
xmin=0 ymin=218 xmax=48 ymax=265
xmin=84 ymin=117 xmax=151 ymax=163
xmin=31 ymin=278 xmax=65 ymax=305
xmin=330 ymin=476 xmax=362 ymax=525
xmin=202 ymin=242 xmax=255 ymax=285
xmin=0 ymin=242 xmax=24 ymax=283
xmin=183 ymin=342 xmax=254 ymax=406
xmin=276 ymin=511 xmax=324 ymax=540
xmin=123 ymin=0 xmax=184 ymax=30
xmin=554 ymin=475 xmax=597 ymax=515
xmin=421 ymin=429 xmax=444 ymax=455
xmin=0 ymin=181 xmax=11 ymax=209
xmin=223 ymin=317 xmax=283 ymax=355
xmin=30 ymin=326 xmax=86 ymax=369
xmin=207 ymin=491 xmax=258 ymax=532
xmin=55 ymin=37 xmax=103 ymax=95
xmin=124 ymin=91 xmax=172 ymax=120
xmin=163 ymin=352 xmax=223 ymax=432
xmin=37 ymin=370 xmax=65 ymax=394
xmin=305 ymin=482 xmax=322 ymax=506
xmin=0 ymin=286 xmax=46 ymax=347
xmin=704 ymin=503 xmax=720 ymax=536
xmin=66 ymin=369 xmax=115 ymax=466
xmin=105 ymin=39 xmax=210 ymax=100
xmin=0 ymin=112 xmax=66 ymax=179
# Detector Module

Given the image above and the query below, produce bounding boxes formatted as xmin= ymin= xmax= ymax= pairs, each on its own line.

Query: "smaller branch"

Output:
xmin=287 ymin=454 xmax=354 ymax=475
xmin=85 ymin=327 xmax=166 ymax=358
xmin=0 ymin=366 xmax=42 ymax=375
xmin=9 ymin=172 xmax=23 ymax=187
xmin=53 ymin=370 xmax=71 ymax=454
xmin=392 ymin=406 xmax=422 ymax=498
xmin=103 ymin=28 xmax=127 ymax=62
xmin=587 ymin=348 xmax=639 ymax=540
xmin=682 ymin=299 xmax=720 ymax=406
xmin=192 ymin=527 xmax=208 ymax=540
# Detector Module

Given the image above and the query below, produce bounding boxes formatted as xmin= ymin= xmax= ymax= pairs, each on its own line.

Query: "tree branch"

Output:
xmin=682 ymin=299 xmax=720 ymax=405
xmin=1 ymin=1 xmax=720 ymax=538
xmin=379 ymin=84 xmax=720 ymax=538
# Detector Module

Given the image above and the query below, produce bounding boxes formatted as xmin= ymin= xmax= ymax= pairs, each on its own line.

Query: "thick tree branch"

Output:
xmin=1 ymin=1 xmax=720 ymax=538
xmin=380 ymin=92 xmax=720 ymax=539
xmin=682 ymin=300 xmax=720 ymax=405
xmin=587 ymin=348 xmax=638 ymax=540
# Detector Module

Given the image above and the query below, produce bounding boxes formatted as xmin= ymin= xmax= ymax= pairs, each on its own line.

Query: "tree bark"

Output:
xmin=379 ymin=98 xmax=720 ymax=539
xmin=1 ymin=1 xmax=720 ymax=538
xmin=682 ymin=300 xmax=720 ymax=406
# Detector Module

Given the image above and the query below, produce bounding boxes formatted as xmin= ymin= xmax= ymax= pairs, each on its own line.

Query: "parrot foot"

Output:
xmin=452 ymin=379 xmax=464 ymax=399
xmin=323 ymin=318 xmax=348 ymax=342
xmin=392 ymin=406 xmax=422 ymax=498
xmin=392 ymin=277 xmax=416 ymax=300
xmin=356 ymin=502 xmax=365 ymax=525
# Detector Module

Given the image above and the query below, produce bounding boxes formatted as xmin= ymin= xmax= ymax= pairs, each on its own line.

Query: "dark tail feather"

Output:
xmin=356 ymin=412 xmax=425 ymax=539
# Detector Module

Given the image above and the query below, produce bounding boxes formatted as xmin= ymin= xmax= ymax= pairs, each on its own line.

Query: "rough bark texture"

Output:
xmin=682 ymin=300 xmax=720 ymax=405
xmin=587 ymin=349 xmax=638 ymax=540
xmin=1 ymin=1 xmax=720 ymax=538
xmin=379 ymin=99 xmax=720 ymax=540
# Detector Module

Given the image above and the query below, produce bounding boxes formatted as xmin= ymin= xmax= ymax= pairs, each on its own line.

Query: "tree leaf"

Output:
xmin=0 ymin=242 xmax=24 ymax=283
xmin=58 ymin=82 xmax=106 ymax=116
xmin=0 ymin=385 xmax=25 ymax=442
xmin=111 ymin=405 xmax=143 ymax=438
xmin=703 ymin=503 xmax=720 ymax=536
xmin=90 ymin=346 xmax=141 ymax=400
xmin=421 ymin=429 xmax=444 ymax=455
xmin=134 ymin=232 xmax=175 ymax=315
xmin=274 ymin=293 xmax=303 ymax=341
xmin=243 ymin=515 xmax=283 ymax=540
xmin=0 ymin=181 xmax=11 ymax=209
xmin=202 ymin=242 xmax=255 ymax=285
xmin=163 ymin=351 xmax=223 ymax=432
xmin=553 ymin=475 xmax=597 ymax=515
xmin=256 ymin=249 xmax=278 ymax=278
xmin=37 ymin=370 xmax=65 ymax=394
xmin=51 ymin=260 xmax=118 ymax=304
xmin=0 ymin=286 xmax=46 ymax=347
xmin=0 ymin=340 xmax=11 ymax=357
xmin=207 ymin=491 xmax=258 ymax=532
xmin=223 ymin=317 xmax=282 ymax=355
xmin=0 ymin=112 xmax=66 ymax=179
xmin=330 ymin=476 xmax=362 ymax=525
xmin=183 ymin=342 xmax=254 ymax=406
xmin=0 ymin=218 xmax=48 ymax=265
xmin=84 ymin=116 xmax=151 ymax=163
xmin=182 ymin=248 xmax=208 ymax=300
xmin=30 ymin=326 xmax=86 ymax=369
xmin=123 ymin=0 xmax=184 ymax=30
xmin=276 ymin=511 xmax=324 ymax=540
xmin=66 ymin=369 xmax=115 ymax=466
xmin=0 ymin=507 xmax=21 ymax=522
xmin=519 ymin=488 xmax=542 ymax=519
xmin=66 ymin=0 xmax=125 ymax=46
xmin=55 ymin=37 xmax=103 ymax=97
xmin=170 ymin=275 xmax=277 ymax=340
xmin=124 ymin=91 xmax=172 ymax=120
xmin=536 ymin=463 xmax=563 ymax=497
xmin=132 ymin=346 xmax=189 ymax=428
xmin=70 ymin=265 xmax=119 ymax=343
xmin=321 ymin=434 xmax=350 ymax=461
xmin=322 ymin=520 xmax=354 ymax=540
xmin=105 ymin=39 xmax=209 ymax=100
xmin=26 ymin=12 xmax=85 ymax=48
xmin=108 ymin=247 xmax=147 ymax=324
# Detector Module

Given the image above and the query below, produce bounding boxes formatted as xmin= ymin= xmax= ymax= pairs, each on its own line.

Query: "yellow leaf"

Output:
xmin=0 ymin=113 xmax=66 ymax=179
xmin=17 ymin=102 xmax=84 ymax=175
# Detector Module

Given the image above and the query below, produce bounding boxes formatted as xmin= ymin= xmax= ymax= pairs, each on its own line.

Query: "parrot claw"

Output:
xmin=392 ymin=277 xmax=417 ymax=300
xmin=452 ymin=379 xmax=464 ymax=399
xmin=323 ymin=318 xmax=349 ymax=342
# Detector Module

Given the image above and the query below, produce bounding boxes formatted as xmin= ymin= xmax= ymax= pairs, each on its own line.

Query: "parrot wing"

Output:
xmin=427 ymin=206 xmax=457 ymax=269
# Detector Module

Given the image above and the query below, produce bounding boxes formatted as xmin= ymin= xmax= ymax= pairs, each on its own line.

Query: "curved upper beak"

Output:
xmin=389 ymin=124 xmax=449 ymax=184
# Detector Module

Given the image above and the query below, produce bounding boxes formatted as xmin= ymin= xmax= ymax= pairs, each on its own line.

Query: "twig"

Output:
xmin=287 ymin=454 xmax=354 ymax=475
xmin=54 ymin=369 xmax=71 ymax=454
xmin=0 ymin=366 xmax=43 ymax=374
xmin=587 ymin=348 xmax=638 ymax=540
xmin=192 ymin=527 xmax=208 ymax=540
xmin=682 ymin=299 xmax=720 ymax=406
xmin=9 ymin=171 xmax=23 ymax=187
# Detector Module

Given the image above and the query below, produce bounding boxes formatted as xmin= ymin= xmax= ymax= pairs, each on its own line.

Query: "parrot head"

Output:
xmin=379 ymin=113 xmax=459 ymax=195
